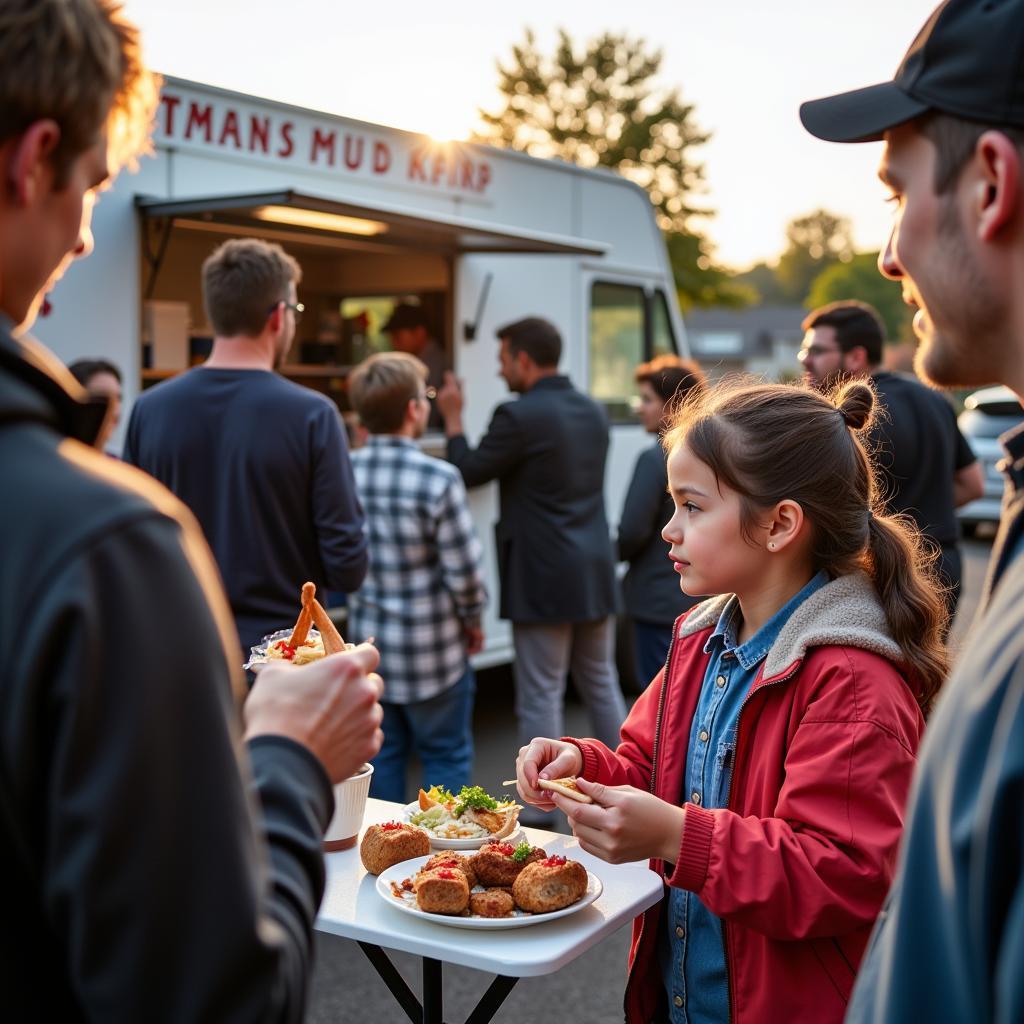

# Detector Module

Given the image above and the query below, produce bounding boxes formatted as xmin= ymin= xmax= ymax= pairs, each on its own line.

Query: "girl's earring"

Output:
xmin=768 ymin=542 xmax=776 ymax=550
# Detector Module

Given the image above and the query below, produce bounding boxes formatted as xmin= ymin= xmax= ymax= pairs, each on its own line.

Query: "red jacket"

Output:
xmin=571 ymin=573 xmax=925 ymax=1024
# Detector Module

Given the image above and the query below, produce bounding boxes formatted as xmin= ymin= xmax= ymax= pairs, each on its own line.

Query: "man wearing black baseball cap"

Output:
xmin=801 ymin=2 xmax=1024 ymax=1021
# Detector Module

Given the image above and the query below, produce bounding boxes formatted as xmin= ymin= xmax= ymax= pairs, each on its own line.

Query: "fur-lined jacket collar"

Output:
xmin=678 ymin=571 xmax=902 ymax=680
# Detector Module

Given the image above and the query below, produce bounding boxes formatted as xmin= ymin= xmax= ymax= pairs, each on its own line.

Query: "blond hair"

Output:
xmin=0 ymin=0 xmax=158 ymax=178
xmin=348 ymin=352 xmax=428 ymax=434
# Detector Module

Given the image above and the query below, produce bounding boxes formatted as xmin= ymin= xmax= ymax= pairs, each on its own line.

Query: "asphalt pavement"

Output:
xmin=307 ymin=535 xmax=995 ymax=1024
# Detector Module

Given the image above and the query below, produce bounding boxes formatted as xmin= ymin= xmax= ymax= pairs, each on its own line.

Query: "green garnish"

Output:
xmin=511 ymin=841 xmax=533 ymax=863
xmin=453 ymin=785 xmax=498 ymax=817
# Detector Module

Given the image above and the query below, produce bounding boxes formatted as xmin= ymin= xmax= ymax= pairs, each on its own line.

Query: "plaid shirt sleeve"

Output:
xmin=435 ymin=471 xmax=487 ymax=623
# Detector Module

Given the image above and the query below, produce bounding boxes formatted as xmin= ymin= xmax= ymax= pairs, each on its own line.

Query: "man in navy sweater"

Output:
xmin=125 ymin=238 xmax=368 ymax=659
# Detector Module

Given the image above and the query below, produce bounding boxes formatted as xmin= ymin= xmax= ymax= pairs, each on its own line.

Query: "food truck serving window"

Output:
xmin=589 ymin=281 xmax=678 ymax=423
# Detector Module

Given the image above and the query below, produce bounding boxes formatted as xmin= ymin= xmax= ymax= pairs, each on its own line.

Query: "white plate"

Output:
xmin=401 ymin=801 xmax=524 ymax=850
xmin=376 ymin=855 xmax=602 ymax=930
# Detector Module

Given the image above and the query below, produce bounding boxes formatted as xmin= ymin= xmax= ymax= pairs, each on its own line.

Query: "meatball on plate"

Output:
xmin=377 ymin=854 xmax=602 ymax=929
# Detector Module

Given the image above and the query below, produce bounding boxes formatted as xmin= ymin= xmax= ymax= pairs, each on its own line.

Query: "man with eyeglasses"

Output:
xmin=125 ymin=237 xmax=367 ymax=660
xmin=798 ymin=298 xmax=982 ymax=622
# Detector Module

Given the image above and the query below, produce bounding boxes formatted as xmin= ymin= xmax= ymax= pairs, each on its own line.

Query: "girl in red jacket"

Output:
xmin=516 ymin=379 xmax=947 ymax=1024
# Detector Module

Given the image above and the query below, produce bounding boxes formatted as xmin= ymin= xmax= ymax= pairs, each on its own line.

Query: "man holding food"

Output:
xmin=0 ymin=1 xmax=383 ymax=1018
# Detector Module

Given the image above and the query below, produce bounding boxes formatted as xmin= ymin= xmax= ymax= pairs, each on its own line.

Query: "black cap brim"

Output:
xmin=800 ymin=81 xmax=930 ymax=143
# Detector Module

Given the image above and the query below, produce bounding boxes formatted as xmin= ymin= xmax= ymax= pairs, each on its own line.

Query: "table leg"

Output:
xmin=357 ymin=942 xmax=518 ymax=1024
xmin=423 ymin=958 xmax=443 ymax=1023
xmin=357 ymin=942 xmax=422 ymax=1024
xmin=464 ymin=975 xmax=518 ymax=1024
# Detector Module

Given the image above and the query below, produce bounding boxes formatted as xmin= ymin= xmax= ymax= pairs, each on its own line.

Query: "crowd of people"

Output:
xmin=1 ymin=0 xmax=1022 ymax=1021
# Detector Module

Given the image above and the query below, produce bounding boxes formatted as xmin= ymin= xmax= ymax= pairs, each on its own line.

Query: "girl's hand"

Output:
xmin=551 ymin=778 xmax=686 ymax=865
xmin=515 ymin=738 xmax=584 ymax=809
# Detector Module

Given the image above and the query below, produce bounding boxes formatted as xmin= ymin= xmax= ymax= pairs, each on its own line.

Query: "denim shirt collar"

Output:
xmin=704 ymin=569 xmax=831 ymax=671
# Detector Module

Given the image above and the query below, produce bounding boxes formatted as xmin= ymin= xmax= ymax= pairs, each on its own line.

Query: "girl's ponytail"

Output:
xmin=834 ymin=380 xmax=949 ymax=713
xmin=865 ymin=513 xmax=948 ymax=714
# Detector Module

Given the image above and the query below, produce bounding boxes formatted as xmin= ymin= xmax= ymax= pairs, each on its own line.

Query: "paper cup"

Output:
xmin=324 ymin=763 xmax=374 ymax=851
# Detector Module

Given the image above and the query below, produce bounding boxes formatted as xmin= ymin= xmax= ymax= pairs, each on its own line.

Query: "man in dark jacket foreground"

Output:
xmin=801 ymin=0 xmax=1024 ymax=1019
xmin=0 ymin=2 xmax=384 ymax=1019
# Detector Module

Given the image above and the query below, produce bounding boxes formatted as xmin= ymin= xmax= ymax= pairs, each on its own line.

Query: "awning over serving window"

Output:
xmin=135 ymin=189 xmax=609 ymax=257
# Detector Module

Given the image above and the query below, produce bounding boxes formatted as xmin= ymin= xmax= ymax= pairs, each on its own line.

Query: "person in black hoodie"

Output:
xmin=0 ymin=2 xmax=383 ymax=1020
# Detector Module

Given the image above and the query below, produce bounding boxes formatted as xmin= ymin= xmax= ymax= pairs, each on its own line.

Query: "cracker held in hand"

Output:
xmin=537 ymin=777 xmax=594 ymax=804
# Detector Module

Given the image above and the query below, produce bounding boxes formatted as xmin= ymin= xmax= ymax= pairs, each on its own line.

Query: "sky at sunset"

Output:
xmin=122 ymin=0 xmax=940 ymax=269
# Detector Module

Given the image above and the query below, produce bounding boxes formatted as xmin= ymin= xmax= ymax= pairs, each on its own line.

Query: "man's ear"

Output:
xmin=266 ymin=302 xmax=284 ymax=334
xmin=842 ymin=345 xmax=872 ymax=375
xmin=6 ymin=120 xmax=61 ymax=206
xmin=974 ymin=130 xmax=1020 ymax=242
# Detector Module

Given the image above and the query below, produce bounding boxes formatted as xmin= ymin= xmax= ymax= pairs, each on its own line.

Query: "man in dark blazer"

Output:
xmin=437 ymin=317 xmax=626 ymax=760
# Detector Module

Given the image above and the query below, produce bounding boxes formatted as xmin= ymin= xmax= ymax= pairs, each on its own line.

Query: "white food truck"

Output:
xmin=37 ymin=76 xmax=689 ymax=667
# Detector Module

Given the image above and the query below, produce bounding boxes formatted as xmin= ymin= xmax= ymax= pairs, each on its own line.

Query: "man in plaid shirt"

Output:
xmin=347 ymin=352 xmax=487 ymax=801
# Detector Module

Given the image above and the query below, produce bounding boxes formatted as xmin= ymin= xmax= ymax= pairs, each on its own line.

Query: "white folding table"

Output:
xmin=316 ymin=797 xmax=664 ymax=1024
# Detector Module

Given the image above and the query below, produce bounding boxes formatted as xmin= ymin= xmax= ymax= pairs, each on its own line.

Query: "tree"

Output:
xmin=806 ymin=252 xmax=913 ymax=343
xmin=477 ymin=28 xmax=709 ymax=232
xmin=775 ymin=209 xmax=855 ymax=303
xmin=731 ymin=261 xmax=789 ymax=305
xmin=665 ymin=232 xmax=756 ymax=312
xmin=477 ymin=28 xmax=747 ymax=309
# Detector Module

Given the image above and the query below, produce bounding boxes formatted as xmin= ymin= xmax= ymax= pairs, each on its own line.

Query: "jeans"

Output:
xmin=633 ymin=619 xmax=674 ymax=689
xmin=369 ymin=665 xmax=476 ymax=803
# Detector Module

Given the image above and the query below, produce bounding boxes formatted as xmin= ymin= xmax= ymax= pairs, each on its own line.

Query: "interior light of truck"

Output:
xmin=251 ymin=206 xmax=388 ymax=236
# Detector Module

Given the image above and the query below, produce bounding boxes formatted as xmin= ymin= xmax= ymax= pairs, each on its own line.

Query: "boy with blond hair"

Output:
xmin=348 ymin=352 xmax=486 ymax=800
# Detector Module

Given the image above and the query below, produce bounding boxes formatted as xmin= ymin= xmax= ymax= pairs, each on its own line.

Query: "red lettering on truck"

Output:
xmin=277 ymin=122 xmax=295 ymax=159
xmin=408 ymin=148 xmax=428 ymax=183
xmin=160 ymin=94 xmax=181 ymax=137
xmin=219 ymin=109 xmax=242 ymax=149
xmin=343 ymin=135 xmax=364 ymax=171
xmin=373 ymin=141 xmax=391 ymax=174
xmin=249 ymin=115 xmax=270 ymax=154
xmin=185 ymin=102 xmax=213 ymax=142
xmin=311 ymin=128 xmax=336 ymax=166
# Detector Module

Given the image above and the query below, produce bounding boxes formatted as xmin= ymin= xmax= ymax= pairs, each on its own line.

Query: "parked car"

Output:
xmin=957 ymin=385 xmax=1024 ymax=535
